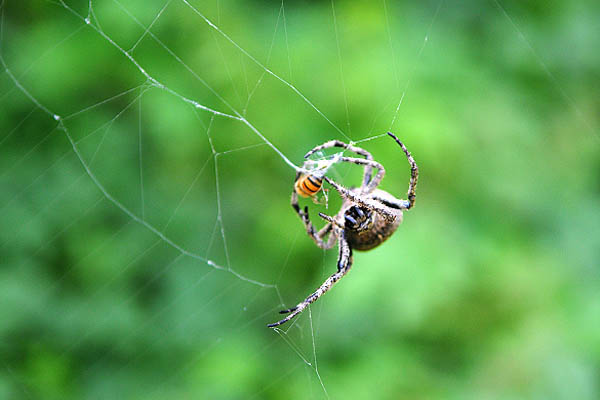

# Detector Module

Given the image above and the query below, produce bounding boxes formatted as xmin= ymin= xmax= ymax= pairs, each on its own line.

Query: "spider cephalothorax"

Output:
xmin=338 ymin=190 xmax=402 ymax=251
xmin=344 ymin=205 xmax=372 ymax=232
xmin=267 ymin=132 xmax=418 ymax=328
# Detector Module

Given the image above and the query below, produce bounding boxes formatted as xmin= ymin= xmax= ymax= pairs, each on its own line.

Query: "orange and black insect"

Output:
xmin=294 ymin=173 xmax=323 ymax=197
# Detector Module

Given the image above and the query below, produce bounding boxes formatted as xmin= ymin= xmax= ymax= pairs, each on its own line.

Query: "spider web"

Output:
xmin=1 ymin=0 xmax=597 ymax=398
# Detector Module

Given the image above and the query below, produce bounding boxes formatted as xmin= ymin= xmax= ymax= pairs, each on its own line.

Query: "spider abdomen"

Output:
xmin=343 ymin=189 xmax=403 ymax=251
xmin=347 ymin=212 xmax=401 ymax=251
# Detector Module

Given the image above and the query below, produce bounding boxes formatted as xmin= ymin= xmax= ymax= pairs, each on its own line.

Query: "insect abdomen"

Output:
xmin=294 ymin=174 xmax=323 ymax=197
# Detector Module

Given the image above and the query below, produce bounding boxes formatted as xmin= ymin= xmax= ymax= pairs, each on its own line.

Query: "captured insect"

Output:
xmin=293 ymin=151 xmax=342 ymax=205
xmin=294 ymin=173 xmax=323 ymax=198
xmin=268 ymin=132 xmax=418 ymax=328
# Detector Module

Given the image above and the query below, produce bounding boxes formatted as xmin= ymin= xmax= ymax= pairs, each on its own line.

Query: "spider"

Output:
xmin=267 ymin=132 xmax=418 ymax=328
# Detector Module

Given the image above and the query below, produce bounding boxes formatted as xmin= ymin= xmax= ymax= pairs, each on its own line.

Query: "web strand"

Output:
xmin=179 ymin=0 xmax=350 ymax=141
xmin=388 ymin=0 xmax=443 ymax=132
xmin=491 ymin=0 xmax=597 ymax=140
xmin=331 ymin=0 xmax=352 ymax=138
xmin=1 ymin=1 xmax=296 ymax=288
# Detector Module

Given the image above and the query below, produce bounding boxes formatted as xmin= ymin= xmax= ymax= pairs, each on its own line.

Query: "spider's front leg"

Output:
xmin=267 ymin=233 xmax=353 ymax=328
xmin=317 ymin=212 xmax=343 ymax=230
xmin=370 ymin=195 xmax=411 ymax=210
xmin=304 ymin=140 xmax=375 ymax=188
xmin=387 ymin=132 xmax=418 ymax=209
xmin=323 ymin=177 xmax=398 ymax=222
xmin=338 ymin=156 xmax=385 ymax=194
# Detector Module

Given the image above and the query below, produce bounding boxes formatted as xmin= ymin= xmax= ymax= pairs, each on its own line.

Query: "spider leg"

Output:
xmin=304 ymin=140 xmax=375 ymax=188
xmin=338 ymin=156 xmax=385 ymax=193
xmin=323 ymin=176 xmax=398 ymax=222
xmin=317 ymin=212 xmax=344 ymax=229
xmin=278 ymin=306 xmax=298 ymax=314
xmin=291 ymin=189 xmax=337 ymax=250
xmin=387 ymin=132 xmax=418 ymax=209
xmin=370 ymin=195 xmax=411 ymax=210
xmin=322 ymin=222 xmax=338 ymax=248
xmin=314 ymin=221 xmax=338 ymax=249
xmin=316 ymin=213 xmax=354 ymax=248
xmin=267 ymin=233 xmax=353 ymax=327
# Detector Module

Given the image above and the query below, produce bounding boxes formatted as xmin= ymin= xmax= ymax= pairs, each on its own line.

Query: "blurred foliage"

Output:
xmin=1 ymin=0 xmax=599 ymax=399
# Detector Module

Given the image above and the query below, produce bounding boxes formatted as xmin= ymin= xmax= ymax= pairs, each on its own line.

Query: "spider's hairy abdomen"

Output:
xmin=347 ymin=212 xmax=401 ymax=251
xmin=344 ymin=188 xmax=402 ymax=251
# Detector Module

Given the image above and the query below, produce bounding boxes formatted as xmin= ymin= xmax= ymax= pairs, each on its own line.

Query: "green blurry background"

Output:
xmin=1 ymin=0 xmax=599 ymax=399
